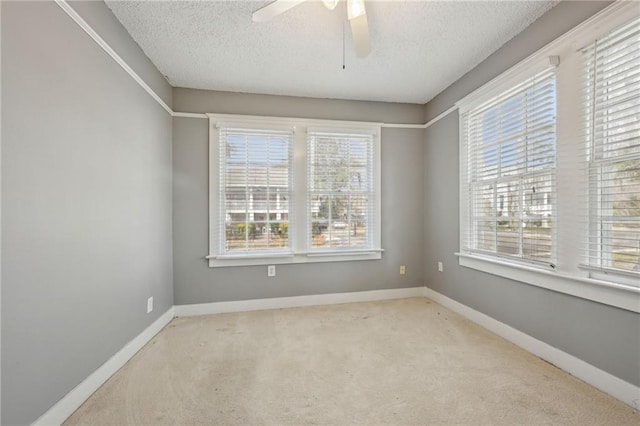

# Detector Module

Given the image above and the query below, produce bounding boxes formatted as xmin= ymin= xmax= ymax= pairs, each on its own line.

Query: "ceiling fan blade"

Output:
xmin=252 ymin=0 xmax=306 ymax=23
xmin=349 ymin=13 xmax=371 ymax=57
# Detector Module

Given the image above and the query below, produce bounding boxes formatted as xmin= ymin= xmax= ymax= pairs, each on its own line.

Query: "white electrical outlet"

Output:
xmin=147 ymin=296 xmax=153 ymax=314
xmin=267 ymin=265 xmax=276 ymax=277
xmin=438 ymin=262 xmax=444 ymax=272
xmin=400 ymin=265 xmax=406 ymax=275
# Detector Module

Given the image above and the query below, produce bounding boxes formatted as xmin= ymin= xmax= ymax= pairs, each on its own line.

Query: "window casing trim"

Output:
xmin=457 ymin=1 xmax=640 ymax=311
xmin=208 ymin=114 xmax=383 ymax=267
xmin=215 ymin=126 xmax=295 ymax=257
xmin=460 ymin=66 xmax=558 ymax=266
xmin=306 ymin=128 xmax=380 ymax=253
xmin=457 ymin=252 xmax=640 ymax=314
xmin=206 ymin=113 xmax=383 ymax=130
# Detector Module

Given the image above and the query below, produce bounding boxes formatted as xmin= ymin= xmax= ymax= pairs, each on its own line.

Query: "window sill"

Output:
xmin=208 ymin=250 xmax=383 ymax=267
xmin=456 ymin=253 xmax=640 ymax=313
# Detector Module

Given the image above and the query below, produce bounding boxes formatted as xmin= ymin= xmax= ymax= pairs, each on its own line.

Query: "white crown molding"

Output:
xmin=52 ymin=1 xmax=637 ymax=131
xmin=457 ymin=0 xmax=639 ymax=112
xmin=53 ymin=0 xmax=436 ymax=130
xmin=54 ymin=0 xmax=173 ymax=116
xmin=423 ymin=287 xmax=640 ymax=410
xmin=172 ymin=111 xmax=207 ymax=119
xmin=32 ymin=307 xmax=175 ymax=426
xmin=423 ymin=104 xmax=458 ymax=129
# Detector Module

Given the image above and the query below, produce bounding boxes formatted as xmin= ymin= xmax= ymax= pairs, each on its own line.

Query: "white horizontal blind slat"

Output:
xmin=307 ymin=130 xmax=376 ymax=252
xmin=462 ymin=67 xmax=557 ymax=267
xmin=583 ymin=16 xmax=640 ymax=281
xmin=219 ymin=127 xmax=294 ymax=255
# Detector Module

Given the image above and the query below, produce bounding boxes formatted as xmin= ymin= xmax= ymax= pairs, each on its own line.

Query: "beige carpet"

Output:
xmin=65 ymin=298 xmax=639 ymax=425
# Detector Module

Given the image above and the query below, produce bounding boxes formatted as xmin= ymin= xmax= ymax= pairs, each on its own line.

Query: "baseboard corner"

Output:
xmin=32 ymin=306 xmax=175 ymax=425
xmin=423 ymin=287 xmax=640 ymax=409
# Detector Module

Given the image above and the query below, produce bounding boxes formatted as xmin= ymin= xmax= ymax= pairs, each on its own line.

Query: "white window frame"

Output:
xmin=214 ymin=123 xmax=295 ymax=258
xmin=456 ymin=1 xmax=640 ymax=313
xmin=207 ymin=113 xmax=382 ymax=267
xmin=460 ymin=66 xmax=558 ymax=269
xmin=581 ymin=17 xmax=640 ymax=283
xmin=306 ymin=128 xmax=379 ymax=254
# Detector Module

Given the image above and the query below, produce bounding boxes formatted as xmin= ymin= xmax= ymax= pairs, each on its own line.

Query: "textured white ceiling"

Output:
xmin=105 ymin=0 xmax=558 ymax=104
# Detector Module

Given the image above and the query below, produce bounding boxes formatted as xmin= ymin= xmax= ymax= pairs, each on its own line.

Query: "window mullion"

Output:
xmin=463 ymin=67 xmax=556 ymax=265
xmin=520 ymin=88 xmax=528 ymax=259
xmin=293 ymin=129 xmax=306 ymax=255
xmin=244 ymin=138 xmax=250 ymax=251
xmin=209 ymin=116 xmax=382 ymax=265
xmin=518 ymin=177 xmax=524 ymax=258
xmin=493 ymin=182 xmax=498 ymax=252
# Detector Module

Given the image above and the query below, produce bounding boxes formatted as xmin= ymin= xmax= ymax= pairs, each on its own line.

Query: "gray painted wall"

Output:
xmin=1 ymin=2 xmax=173 ymax=424
xmin=68 ymin=0 xmax=172 ymax=108
xmin=2 ymin=0 xmax=636 ymax=423
xmin=172 ymin=89 xmax=425 ymax=304
xmin=425 ymin=1 xmax=613 ymax=120
xmin=423 ymin=1 xmax=640 ymax=386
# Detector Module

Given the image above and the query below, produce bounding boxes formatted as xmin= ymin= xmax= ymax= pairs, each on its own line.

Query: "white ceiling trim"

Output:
xmin=105 ymin=0 xmax=558 ymax=104
xmin=56 ymin=0 xmax=448 ymax=129
xmin=54 ymin=0 xmax=173 ymax=115
xmin=457 ymin=1 xmax=639 ymax=113
xmin=56 ymin=1 xmax=630 ymax=133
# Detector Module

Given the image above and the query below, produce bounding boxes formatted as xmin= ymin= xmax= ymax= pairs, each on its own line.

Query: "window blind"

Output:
xmin=219 ymin=127 xmax=294 ymax=254
xmin=583 ymin=16 xmax=640 ymax=277
xmin=307 ymin=130 xmax=376 ymax=251
xmin=461 ymin=67 xmax=557 ymax=266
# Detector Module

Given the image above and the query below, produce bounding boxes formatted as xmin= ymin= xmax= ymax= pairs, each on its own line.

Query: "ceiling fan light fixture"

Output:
xmin=322 ymin=0 xmax=339 ymax=11
xmin=347 ymin=0 xmax=366 ymax=20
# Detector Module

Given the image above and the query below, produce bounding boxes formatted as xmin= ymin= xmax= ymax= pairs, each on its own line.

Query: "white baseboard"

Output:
xmin=32 ymin=307 xmax=176 ymax=426
xmin=423 ymin=287 xmax=640 ymax=410
xmin=31 ymin=288 xmax=422 ymax=425
xmin=174 ymin=287 xmax=425 ymax=317
xmin=30 ymin=285 xmax=639 ymax=425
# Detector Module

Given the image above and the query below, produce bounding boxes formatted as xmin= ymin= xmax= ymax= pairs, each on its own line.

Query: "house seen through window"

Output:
xmin=210 ymin=116 xmax=382 ymax=266
xmin=220 ymin=128 xmax=293 ymax=254
xmin=464 ymin=68 xmax=557 ymax=266
xmin=308 ymin=130 xmax=375 ymax=251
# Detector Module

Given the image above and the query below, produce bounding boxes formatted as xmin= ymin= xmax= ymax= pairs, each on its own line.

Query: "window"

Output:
xmin=307 ymin=130 xmax=377 ymax=252
xmin=217 ymin=126 xmax=293 ymax=256
xmin=460 ymin=67 xmax=557 ymax=267
xmin=457 ymin=2 xmax=640 ymax=313
xmin=208 ymin=115 xmax=382 ymax=267
xmin=583 ymin=16 xmax=640 ymax=277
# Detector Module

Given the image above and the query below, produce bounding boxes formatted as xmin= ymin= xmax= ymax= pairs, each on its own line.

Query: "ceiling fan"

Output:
xmin=252 ymin=0 xmax=371 ymax=58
